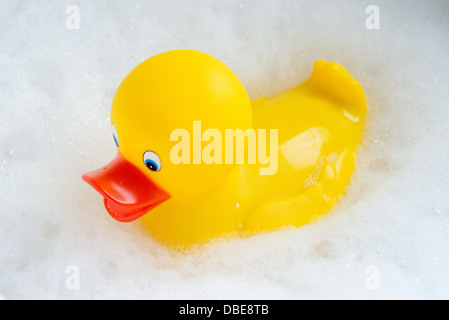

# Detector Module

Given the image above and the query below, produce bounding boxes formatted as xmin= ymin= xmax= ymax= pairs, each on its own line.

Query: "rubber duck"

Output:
xmin=82 ymin=49 xmax=366 ymax=248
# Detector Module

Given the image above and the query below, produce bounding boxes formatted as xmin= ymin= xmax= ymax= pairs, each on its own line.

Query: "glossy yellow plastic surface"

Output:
xmin=101 ymin=50 xmax=366 ymax=247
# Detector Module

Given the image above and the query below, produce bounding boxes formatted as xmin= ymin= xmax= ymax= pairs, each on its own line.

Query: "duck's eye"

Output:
xmin=112 ymin=124 xmax=119 ymax=147
xmin=143 ymin=150 xmax=161 ymax=172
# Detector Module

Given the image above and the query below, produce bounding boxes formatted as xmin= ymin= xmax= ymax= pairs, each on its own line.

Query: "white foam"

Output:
xmin=1 ymin=0 xmax=448 ymax=299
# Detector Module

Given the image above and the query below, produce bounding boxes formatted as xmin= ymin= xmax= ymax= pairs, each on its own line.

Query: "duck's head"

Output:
xmin=83 ymin=49 xmax=252 ymax=222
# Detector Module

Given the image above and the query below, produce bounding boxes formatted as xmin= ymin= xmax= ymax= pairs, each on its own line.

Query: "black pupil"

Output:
xmin=146 ymin=162 xmax=156 ymax=171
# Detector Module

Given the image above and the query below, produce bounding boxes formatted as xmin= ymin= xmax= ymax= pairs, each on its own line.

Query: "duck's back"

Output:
xmin=235 ymin=60 xmax=366 ymax=234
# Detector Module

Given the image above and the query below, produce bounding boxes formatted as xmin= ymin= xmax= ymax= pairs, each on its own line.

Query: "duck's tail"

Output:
xmin=303 ymin=60 xmax=367 ymax=119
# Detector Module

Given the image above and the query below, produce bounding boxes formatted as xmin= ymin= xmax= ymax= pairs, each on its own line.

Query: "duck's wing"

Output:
xmin=242 ymin=185 xmax=325 ymax=233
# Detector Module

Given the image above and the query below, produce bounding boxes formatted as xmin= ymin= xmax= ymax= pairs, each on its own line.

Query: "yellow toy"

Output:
xmin=82 ymin=49 xmax=366 ymax=248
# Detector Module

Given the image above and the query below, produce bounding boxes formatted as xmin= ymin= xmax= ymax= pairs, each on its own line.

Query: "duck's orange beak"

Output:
xmin=82 ymin=153 xmax=170 ymax=222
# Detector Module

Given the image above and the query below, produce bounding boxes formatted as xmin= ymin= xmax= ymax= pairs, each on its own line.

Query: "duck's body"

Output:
xmin=83 ymin=50 xmax=366 ymax=248
xmin=141 ymin=59 xmax=366 ymax=246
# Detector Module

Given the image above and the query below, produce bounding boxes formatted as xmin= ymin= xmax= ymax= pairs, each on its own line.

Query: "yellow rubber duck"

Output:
xmin=82 ymin=49 xmax=366 ymax=248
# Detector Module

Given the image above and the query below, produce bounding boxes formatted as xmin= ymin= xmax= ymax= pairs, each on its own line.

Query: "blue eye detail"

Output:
xmin=112 ymin=124 xmax=119 ymax=147
xmin=145 ymin=159 xmax=158 ymax=171
xmin=143 ymin=151 xmax=161 ymax=172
